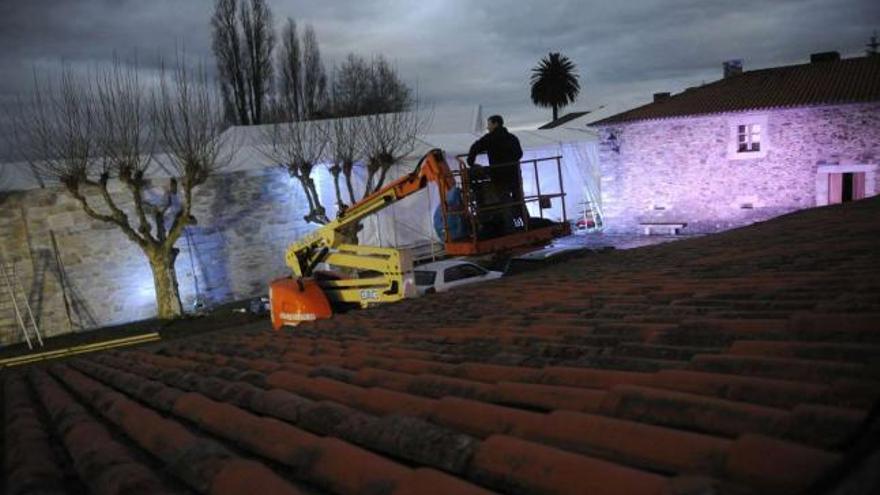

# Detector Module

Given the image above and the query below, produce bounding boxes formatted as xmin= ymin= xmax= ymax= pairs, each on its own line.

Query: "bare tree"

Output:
xmin=326 ymin=116 xmax=362 ymax=209
xmin=150 ymin=60 xmax=236 ymax=316
xmin=359 ymin=109 xmax=428 ymax=194
xmin=277 ymin=17 xmax=302 ymax=120
xmin=211 ymin=0 xmax=275 ymax=125
xmin=259 ymin=119 xmax=330 ymax=224
xmin=331 ymin=54 xmax=412 ymax=117
xmin=211 ymin=0 xmax=248 ymax=124
xmin=7 ymin=59 xmax=233 ymax=320
xmin=323 ymin=55 xmax=419 ymax=203
xmin=240 ymin=0 xmax=275 ymax=124
xmin=331 ymin=54 xmax=371 ymax=117
xmin=9 ymin=69 xmax=95 ymax=189
xmin=301 ymin=25 xmax=328 ymax=119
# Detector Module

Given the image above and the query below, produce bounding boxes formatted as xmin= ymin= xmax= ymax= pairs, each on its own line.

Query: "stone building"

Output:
xmin=588 ymin=52 xmax=880 ymax=234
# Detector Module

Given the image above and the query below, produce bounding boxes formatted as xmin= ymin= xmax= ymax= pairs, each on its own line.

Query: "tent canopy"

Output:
xmin=0 ymin=111 xmax=601 ymax=252
xmin=336 ymin=128 xmax=600 ymax=248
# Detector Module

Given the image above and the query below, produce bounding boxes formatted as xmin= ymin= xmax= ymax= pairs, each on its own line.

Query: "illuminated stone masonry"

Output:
xmin=0 ymin=166 xmax=313 ymax=344
xmin=593 ymin=102 xmax=880 ymax=234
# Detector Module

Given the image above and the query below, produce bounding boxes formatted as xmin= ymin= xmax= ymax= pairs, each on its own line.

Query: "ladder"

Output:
xmin=575 ymin=185 xmax=604 ymax=233
xmin=0 ymin=250 xmax=44 ymax=350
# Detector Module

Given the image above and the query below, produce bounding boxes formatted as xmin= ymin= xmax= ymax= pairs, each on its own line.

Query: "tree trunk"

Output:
xmin=297 ymin=176 xmax=317 ymax=215
xmin=364 ymin=170 xmax=376 ymax=197
xmin=306 ymin=177 xmax=328 ymax=223
xmin=344 ymin=173 xmax=356 ymax=205
xmin=375 ymin=163 xmax=391 ymax=192
xmin=553 ymin=105 xmax=559 ymax=121
xmin=330 ymin=169 xmax=345 ymax=210
xmin=147 ymin=248 xmax=183 ymax=319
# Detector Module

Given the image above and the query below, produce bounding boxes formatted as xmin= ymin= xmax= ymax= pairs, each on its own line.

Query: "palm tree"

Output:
xmin=530 ymin=52 xmax=580 ymax=121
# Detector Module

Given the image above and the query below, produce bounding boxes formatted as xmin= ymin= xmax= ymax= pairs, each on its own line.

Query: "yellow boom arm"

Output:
xmin=283 ymin=149 xmax=454 ymax=307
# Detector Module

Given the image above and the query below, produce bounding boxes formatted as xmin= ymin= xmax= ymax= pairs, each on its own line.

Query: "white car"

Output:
xmin=414 ymin=260 xmax=503 ymax=295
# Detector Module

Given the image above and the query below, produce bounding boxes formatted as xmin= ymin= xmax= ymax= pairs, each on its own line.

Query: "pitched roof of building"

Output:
xmin=538 ymin=111 xmax=590 ymax=129
xmin=4 ymin=197 xmax=880 ymax=494
xmin=591 ymin=54 xmax=880 ymax=125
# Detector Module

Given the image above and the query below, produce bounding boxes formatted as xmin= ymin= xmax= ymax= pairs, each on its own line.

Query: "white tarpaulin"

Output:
xmin=316 ymin=128 xmax=601 ymax=248
xmin=1 ymin=110 xmax=601 ymax=250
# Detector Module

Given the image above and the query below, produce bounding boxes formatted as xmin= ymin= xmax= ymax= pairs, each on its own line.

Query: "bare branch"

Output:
xmin=211 ymin=0 xmax=275 ymax=125
xmin=302 ymin=25 xmax=328 ymax=119
xmin=257 ymin=118 xmax=330 ymax=223
xmin=331 ymin=54 xmax=412 ymax=118
xmin=326 ymin=116 xmax=362 ymax=206
xmin=153 ymin=55 xmax=236 ymax=242
xmin=359 ymin=106 xmax=431 ymax=193
xmin=7 ymin=67 xmax=96 ymax=187
xmin=211 ymin=0 xmax=249 ymax=124
xmin=277 ymin=17 xmax=302 ymax=120
xmin=93 ymin=57 xmax=156 ymax=241
xmin=240 ymin=0 xmax=275 ymax=124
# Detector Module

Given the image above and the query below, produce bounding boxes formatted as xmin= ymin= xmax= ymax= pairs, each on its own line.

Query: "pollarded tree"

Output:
xmin=8 ymin=59 xmax=234 ymax=319
xmin=151 ymin=61 xmax=237 ymax=316
xmin=358 ymin=108 xmax=429 ymax=194
xmin=530 ymin=52 xmax=580 ymax=121
xmin=258 ymin=118 xmax=331 ymax=224
xmin=326 ymin=116 xmax=362 ymax=209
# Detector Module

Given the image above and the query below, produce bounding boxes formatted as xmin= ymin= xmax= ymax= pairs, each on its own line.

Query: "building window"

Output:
xmin=737 ymin=124 xmax=761 ymax=153
xmin=728 ymin=114 xmax=768 ymax=160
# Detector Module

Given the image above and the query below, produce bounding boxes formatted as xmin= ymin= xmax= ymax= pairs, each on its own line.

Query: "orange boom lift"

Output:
xmin=269 ymin=149 xmax=569 ymax=329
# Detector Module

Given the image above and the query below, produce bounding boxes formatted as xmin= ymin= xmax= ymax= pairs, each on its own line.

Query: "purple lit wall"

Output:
xmin=592 ymin=102 xmax=880 ymax=234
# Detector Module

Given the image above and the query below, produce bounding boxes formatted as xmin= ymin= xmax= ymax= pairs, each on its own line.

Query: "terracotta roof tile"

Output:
xmin=723 ymin=434 xmax=841 ymax=494
xmin=468 ymin=435 xmax=672 ymax=495
xmin=599 ymin=384 xmax=791 ymax=438
xmin=492 ymin=382 xmax=606 ymax=413
xmin=523 ymin=410 xmax=733 ymax=474
xmin=649 ymin=369 xmax=830 ymax=409
xmin=5 ymin=196 xmax=880 ymax=493
xmin=4 ymin=375 xmax=77 ymax=495
xmin=589 ymin=56 xmax=880 ymax=125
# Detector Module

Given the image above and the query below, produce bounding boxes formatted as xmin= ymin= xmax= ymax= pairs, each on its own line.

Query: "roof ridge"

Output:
xmin=590 ymin=54 xmax=880 ymax=126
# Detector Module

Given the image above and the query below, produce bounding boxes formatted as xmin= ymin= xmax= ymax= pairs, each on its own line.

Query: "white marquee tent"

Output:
xmin=344 ymin=128 xmax=601 ymax=248
xmin=0 ymin=108 xmax=602 ymax=250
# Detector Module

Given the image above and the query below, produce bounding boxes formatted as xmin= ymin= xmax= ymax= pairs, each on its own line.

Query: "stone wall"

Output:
xmin=0 ymin=166 xmax=314 ymax=345
xmin=594 ymin=102 xmax=880 ymax=233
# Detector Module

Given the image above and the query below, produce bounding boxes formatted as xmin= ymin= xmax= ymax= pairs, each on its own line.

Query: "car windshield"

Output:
xmin=414 ymin=271 xmax=436 ymax=286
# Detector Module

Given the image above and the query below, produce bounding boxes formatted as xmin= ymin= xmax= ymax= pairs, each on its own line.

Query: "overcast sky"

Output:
xmin=0 ymin=0 xmax=877 ymax=132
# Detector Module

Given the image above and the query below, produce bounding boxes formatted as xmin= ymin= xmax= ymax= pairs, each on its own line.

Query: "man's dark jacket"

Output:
xmin=466 ymin=126 xmax=523 ymax=168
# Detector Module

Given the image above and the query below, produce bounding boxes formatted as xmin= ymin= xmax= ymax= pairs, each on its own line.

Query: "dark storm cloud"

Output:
xmin=0 ymin=0 xmax=877 ymax=130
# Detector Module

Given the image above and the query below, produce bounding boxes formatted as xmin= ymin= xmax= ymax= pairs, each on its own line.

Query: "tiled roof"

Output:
xmin=4 ymin=197 xmax=880 ymax=494
xmin=591 ymin=55 xmax=880 ymax=125
xmin=538 ymin=111 xmax=590 ymax=129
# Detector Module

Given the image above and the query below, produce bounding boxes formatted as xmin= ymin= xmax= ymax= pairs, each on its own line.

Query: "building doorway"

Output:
xmin=827 ymin=172 xmax=866 ymax=204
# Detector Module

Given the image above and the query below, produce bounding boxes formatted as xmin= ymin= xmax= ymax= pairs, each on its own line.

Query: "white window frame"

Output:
xmin=737 ymin=123 xmax=761 ymax=152
xmin=727 ymin=114 xmax=769 ymax=160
